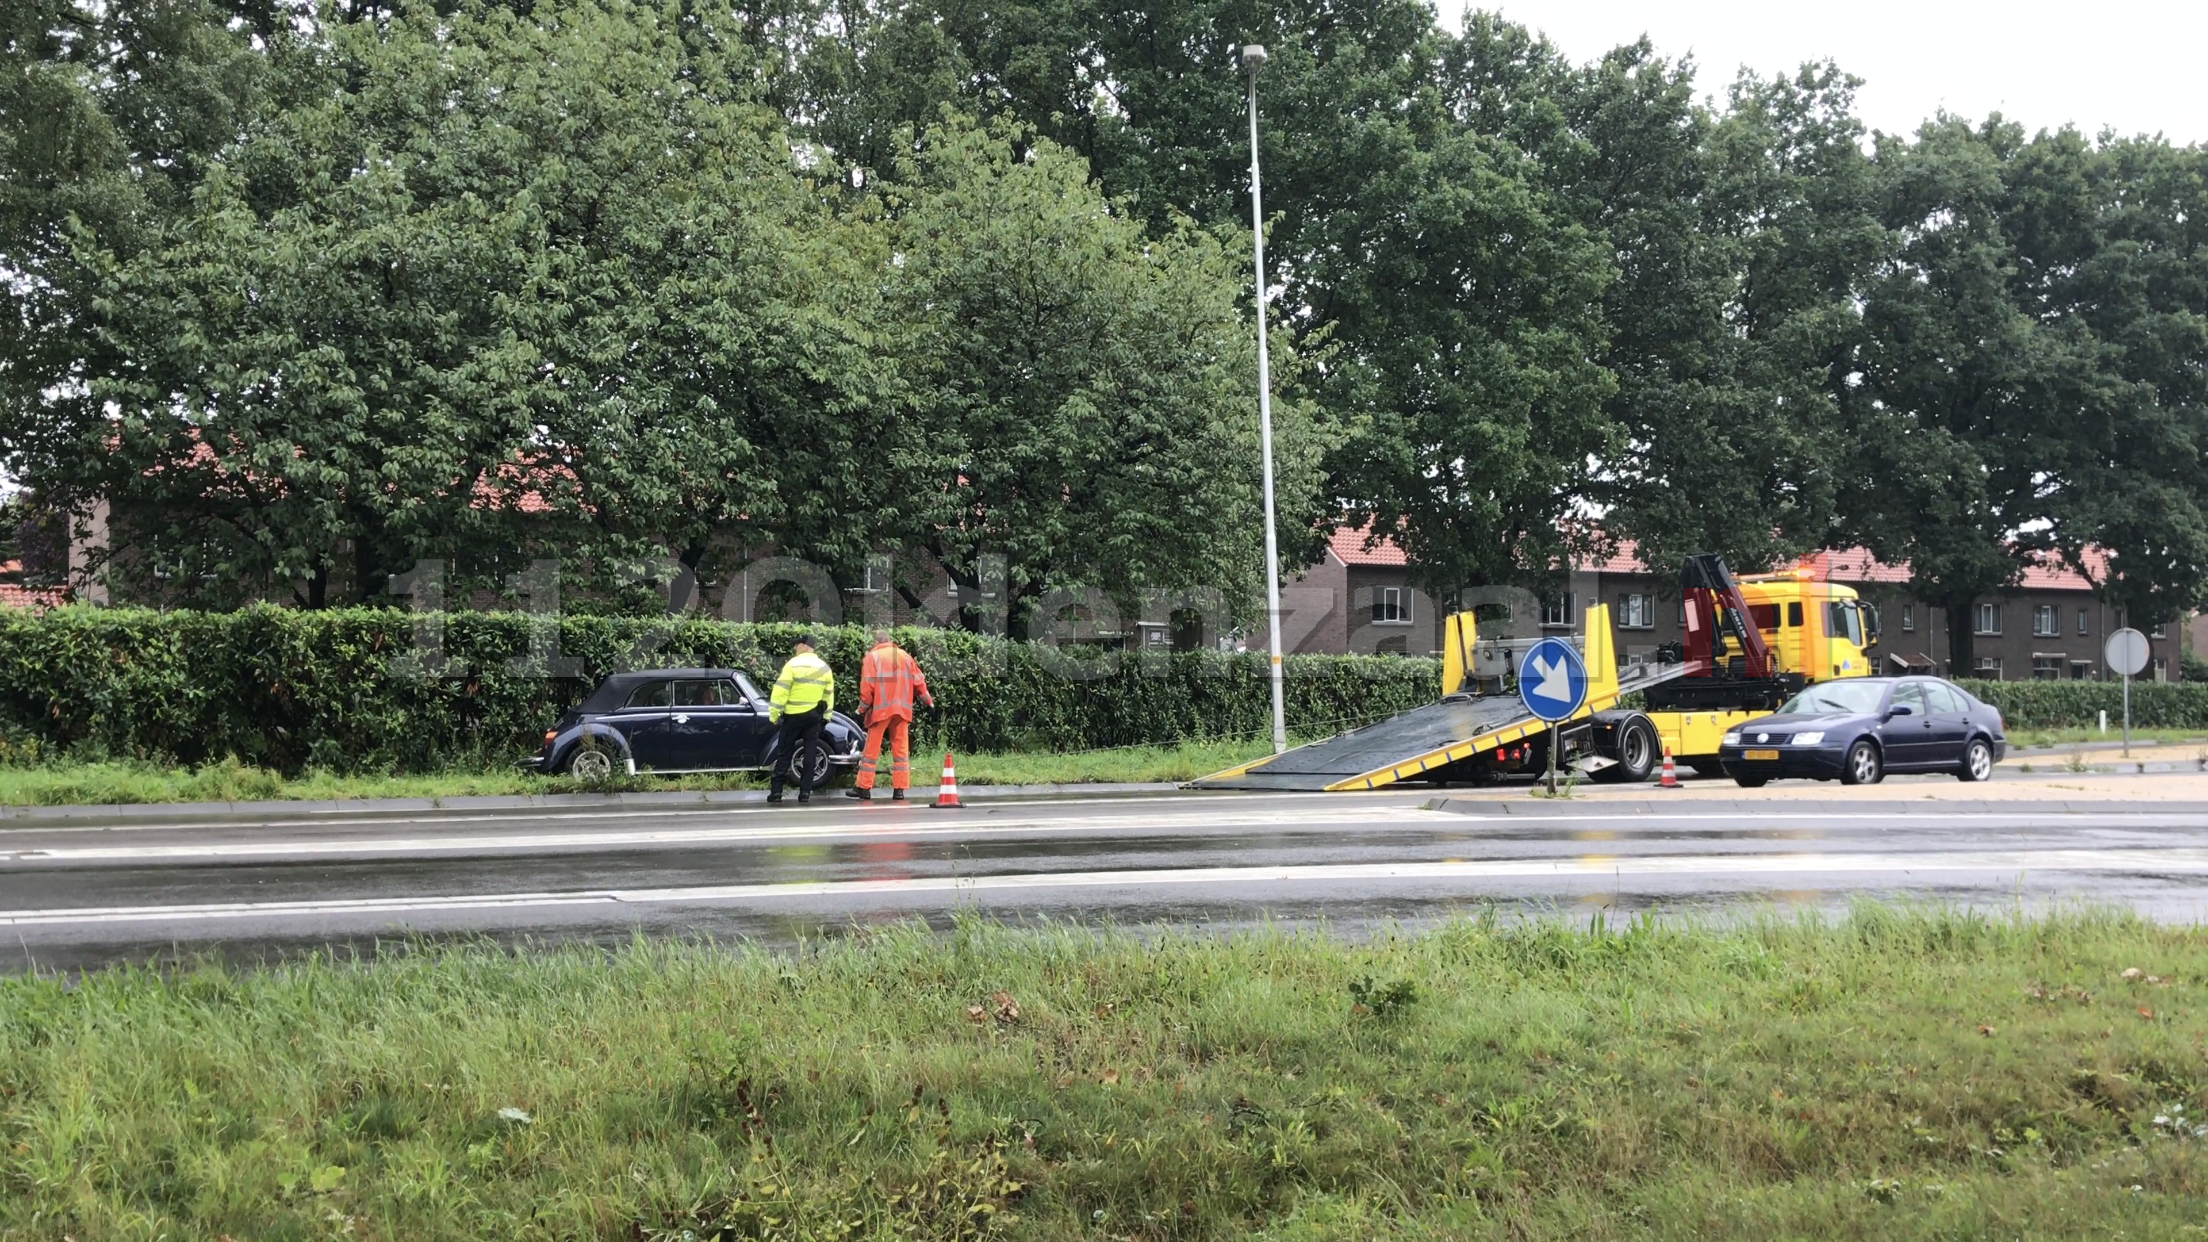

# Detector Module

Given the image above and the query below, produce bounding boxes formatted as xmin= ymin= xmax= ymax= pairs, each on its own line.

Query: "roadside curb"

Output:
xmin=1422 ymin=796 xmax=2208 ymax=818
xmin=0 ymin=781 xmax=1185 ymax=825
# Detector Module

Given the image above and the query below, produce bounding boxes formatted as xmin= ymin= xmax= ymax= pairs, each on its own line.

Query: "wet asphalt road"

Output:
xmin=5 ymin=782 xmax=2208 ymax=971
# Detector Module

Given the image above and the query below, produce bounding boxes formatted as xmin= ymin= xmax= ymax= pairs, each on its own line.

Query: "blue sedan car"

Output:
xmin=1719 ymin=676 xmax=2007 ymax=787
xmin=523 ymin=669 xmax=865 ymax=784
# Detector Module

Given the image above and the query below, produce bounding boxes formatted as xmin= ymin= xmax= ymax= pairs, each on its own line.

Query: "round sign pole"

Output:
xmin=2105 ymin=627 xmax=2149 ymax=759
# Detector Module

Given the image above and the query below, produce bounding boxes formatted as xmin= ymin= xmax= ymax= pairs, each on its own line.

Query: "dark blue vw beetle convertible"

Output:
xmin=523 ymin=669 xmax=864 ymax=784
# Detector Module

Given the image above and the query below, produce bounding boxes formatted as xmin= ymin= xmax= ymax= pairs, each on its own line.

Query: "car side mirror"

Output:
xmin=1886 ymin=704 xmax=1914 ymax=718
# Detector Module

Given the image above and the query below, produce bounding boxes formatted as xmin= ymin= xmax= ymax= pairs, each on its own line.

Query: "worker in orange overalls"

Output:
xmin=846 ymin=629 xmax=934 ymax=801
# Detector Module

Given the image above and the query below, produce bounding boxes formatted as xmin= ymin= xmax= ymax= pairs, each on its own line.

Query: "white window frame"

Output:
xmin=1974 ymin=655 xmax=2003 ymax=679
xmin=2151 ymin=621 xmax=2167 ymax=639
xmin=2155 ymin=657 xmax=2169 ymax=682
xmin=1900 ymin=604 xmax=1914 ymax=633
xmin=2031 ymin=604 xmax=2057 ymax=638
xmin=2077 ymin=608 xmax=2090 ymax=636
xmin=1541 ymin=592 xmax=1575 ymax=629
xmin=2030 ymin=653 xmax=2064 ymax=681
xmin=1973 ymin=602 xmax=2002 ymax=636
xmin=1373 ymin=586 xmax=1411 ymax=626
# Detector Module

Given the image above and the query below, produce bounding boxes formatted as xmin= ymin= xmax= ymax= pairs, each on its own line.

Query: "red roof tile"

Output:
xmin=1327 ymin=521 xmax=1407 ymax=566
xmin=0 ymin=584 xmax=65 ymax=609
xmin=1323 ymin=520 xmax=2112 ymax=595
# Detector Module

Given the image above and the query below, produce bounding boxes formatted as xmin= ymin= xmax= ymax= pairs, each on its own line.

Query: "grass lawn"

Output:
xmin=2 ymin=909 xmax=2204 ymax=1239
xmin=0 ymin=739 xmax=1280 ymax=807
xmin=2008 ymin=726 xmax=2208 ymax=751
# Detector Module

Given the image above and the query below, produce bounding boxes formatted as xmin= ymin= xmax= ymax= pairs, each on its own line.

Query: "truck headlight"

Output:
xmin=1792 ymin=732 xmax=1825 ymax=746
xmin=1721 ymin=731 xmax=1742 ymax=747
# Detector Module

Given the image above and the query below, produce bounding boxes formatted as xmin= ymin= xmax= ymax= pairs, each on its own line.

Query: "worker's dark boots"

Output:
xmin=846 ymin=787 xmax=873 ymax=800
xmin=891 ymin=789 xmax=907 ymax=801
xmin=765 ymin=791 xmax=784 ymax=804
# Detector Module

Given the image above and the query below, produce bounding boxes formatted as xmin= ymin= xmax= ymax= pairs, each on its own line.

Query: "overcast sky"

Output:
xmin=1471 ymin=1 xmax=2205 ymax=145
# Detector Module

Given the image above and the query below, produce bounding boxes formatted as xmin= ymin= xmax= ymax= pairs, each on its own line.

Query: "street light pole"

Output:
xmin=1242 ymin=43 xmax=1288 ymax=756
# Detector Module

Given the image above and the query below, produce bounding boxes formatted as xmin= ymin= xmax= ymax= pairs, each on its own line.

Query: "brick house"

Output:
xmin=1288 ymin=529 xmax=2186 ymax=682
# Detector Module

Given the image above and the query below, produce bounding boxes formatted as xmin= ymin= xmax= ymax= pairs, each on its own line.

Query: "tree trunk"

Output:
xmin=1934 ymin=592 xmax=1976 ymax=677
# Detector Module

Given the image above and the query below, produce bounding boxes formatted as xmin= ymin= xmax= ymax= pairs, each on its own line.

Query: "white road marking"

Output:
xmin=0 ymin=791 xmax=1407 ymax=836
xmin=1 ymin=810 xmax=2203 ymax=865
xmin=5 ymin=847 xmax=2206 ymax=927
xmin=0 ymin=807 xmax=1462 ymax=863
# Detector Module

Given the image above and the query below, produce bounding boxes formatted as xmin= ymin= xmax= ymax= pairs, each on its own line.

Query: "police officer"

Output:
xmin=766 ymin=636 xmax=835 ymax=804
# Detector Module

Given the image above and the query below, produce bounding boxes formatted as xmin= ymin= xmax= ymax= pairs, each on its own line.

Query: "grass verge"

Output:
xmin=2009 ymin=726 xmax=2208 ymax=750
xmin=2 ymin=909 xmax=2204 ymax=1239
xmin=0 ymin=738 xmax=1280 ymax=807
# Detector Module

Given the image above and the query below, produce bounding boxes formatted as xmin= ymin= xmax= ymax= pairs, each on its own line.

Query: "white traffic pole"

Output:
xmin=1244 ymin=43 xmax=1288 ymax=756
xmin=2123 ymin=669 xmax=2132 ymax=758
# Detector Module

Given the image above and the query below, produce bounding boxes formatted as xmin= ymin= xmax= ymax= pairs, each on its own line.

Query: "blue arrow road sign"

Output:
xmin=1517 ymin=637 xmax=1588 ymax=722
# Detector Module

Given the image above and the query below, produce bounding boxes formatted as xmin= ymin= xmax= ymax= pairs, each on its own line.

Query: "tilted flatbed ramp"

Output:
xmin=1192 ymin=652 xmax=1691 ymax=793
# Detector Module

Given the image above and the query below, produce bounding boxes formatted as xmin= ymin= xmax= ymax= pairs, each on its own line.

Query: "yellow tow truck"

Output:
xmin=1191 ymin=552 xmax=1877 ymax=791
xmin=1639 ymin=554 xmax=1881 ymax=776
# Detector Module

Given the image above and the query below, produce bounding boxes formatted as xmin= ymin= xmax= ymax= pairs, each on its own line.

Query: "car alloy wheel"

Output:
xmin=566 ymin=747 xmax=615 ymax=782
xmin=1958 ymin=738 xmax=1993 ymax=783
xmin=1842 ymin=739 xmax=1883 ymax=786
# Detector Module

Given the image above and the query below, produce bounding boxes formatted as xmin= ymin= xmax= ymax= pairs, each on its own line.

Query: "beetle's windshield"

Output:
xmin=733 ymin=673 xmax=767 ymax=704
xmin=1776 ymin=681 xmax=1887 ymax=715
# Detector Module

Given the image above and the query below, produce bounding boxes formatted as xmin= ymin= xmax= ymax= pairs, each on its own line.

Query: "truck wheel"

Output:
xmin=1957 ymin=737 xmax=1994 ymax=782
xmin=1592 ymin=715 xmax=1659 ymax=783
xmin=1734 ymin=775 xmax=1768 ymax=788
xmin=1841 ymin=739 xmax=1883 ymax=786
xmin=1690 ymin=760 xmax=1726 ymax=779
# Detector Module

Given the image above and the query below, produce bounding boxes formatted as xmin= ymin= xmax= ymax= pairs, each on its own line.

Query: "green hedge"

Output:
xmin=0 ymin=606 xmax=1438 ymax=773
xmin=1956 ymin=678 xmax=2208 ymax=730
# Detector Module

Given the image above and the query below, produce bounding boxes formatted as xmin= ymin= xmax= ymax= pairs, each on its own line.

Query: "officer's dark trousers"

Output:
xmin=769 ymin=707 xmax=828 ymax=797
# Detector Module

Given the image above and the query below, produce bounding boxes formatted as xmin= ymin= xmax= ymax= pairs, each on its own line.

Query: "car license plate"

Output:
xmin=1743 ymin=748 xmax=1781 ymax=761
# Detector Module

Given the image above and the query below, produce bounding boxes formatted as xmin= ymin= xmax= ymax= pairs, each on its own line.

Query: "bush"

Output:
xmin=0 ymin=606 xmax=1437 ymax=773
xmin=1956 ymin=678 xmax=2208 ymax=729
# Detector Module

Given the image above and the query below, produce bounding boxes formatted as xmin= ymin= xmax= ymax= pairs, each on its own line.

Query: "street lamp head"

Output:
xmin=1240 ymin=44 xmax=1267 ymax=73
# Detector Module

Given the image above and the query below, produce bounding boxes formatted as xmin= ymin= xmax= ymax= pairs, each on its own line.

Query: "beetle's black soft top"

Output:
xmin=574 ymin=668 xmax=740 ymax=712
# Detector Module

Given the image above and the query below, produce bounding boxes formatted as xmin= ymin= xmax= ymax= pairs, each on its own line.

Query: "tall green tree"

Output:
xmin=2008 ymin=132 xmax=2208 ymax=628
xmin=1841 ymin=117 xmax=2087 ymax=671
xmin=881 ymin=119 xmax=1326 ymax=623
xmin=2 ymin=0 xmax=900 ymax=606
xmin=1570 ymin=56 xmax=1879 ymax=577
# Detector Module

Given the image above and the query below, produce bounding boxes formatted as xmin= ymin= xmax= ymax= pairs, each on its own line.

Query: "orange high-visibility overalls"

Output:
xmin=857 ymin=642 xmax=932 ymax=791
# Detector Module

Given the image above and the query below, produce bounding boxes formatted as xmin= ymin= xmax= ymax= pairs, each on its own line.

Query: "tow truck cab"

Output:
xmin=1645 ymin=560 xmax=1881 ymax=772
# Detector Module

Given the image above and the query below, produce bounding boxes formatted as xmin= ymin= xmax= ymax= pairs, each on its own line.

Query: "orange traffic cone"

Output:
xmin=1659 ymin=745 xmax=1680 ymax=789
xmin=933 ymin=753 xmax=963 ymax=808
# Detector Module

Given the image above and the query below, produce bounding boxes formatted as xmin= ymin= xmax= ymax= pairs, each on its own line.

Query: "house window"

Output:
xmin=1974 ymin=655 xmax=2002 ymax=679
xmin=1901 ymin=604 xmax=1915 ymax=633
xmin=2070 ymin=661 xmax=2093 ymax=680
xmin=1973 ymin=602 xmax=2002 ymax=635
xmin=2077 ymin=608 xmax=2090 ymax=636
xmin=2031 ymin=654 xmax=2063 ymax=681
xmin=2032 ymin=604 xmax=2057 ymax=637
xmin=1373 ymin=586 xmax=1411 ymax=625
xmin=2155 ymin=658 xmax=2169 ymax=682
xmin=1541 ymin=593 xmax=1574 ymax=628
xmin=945 ymin=578 xmax=958 ymax=598
xmin=2151 ymin=621 xmax=2167 ymax=639
xmin=1619 ymin=593 xmax=1651 ymax=629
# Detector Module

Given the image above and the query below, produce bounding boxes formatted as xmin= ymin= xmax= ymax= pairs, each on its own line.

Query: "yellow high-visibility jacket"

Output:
xmin=768 ymin=651 xmax=835 ymax=722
